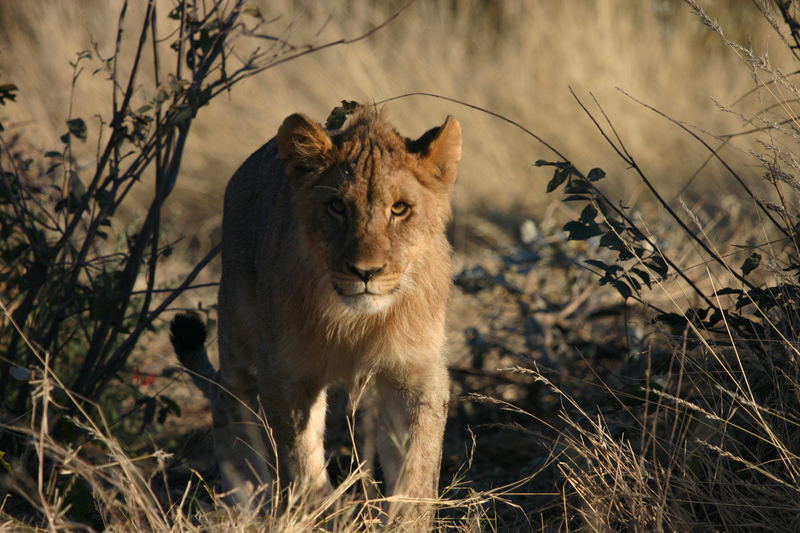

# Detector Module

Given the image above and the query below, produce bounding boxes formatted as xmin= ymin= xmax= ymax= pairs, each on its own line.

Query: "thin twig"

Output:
xmin=617 ymin=87 xmax=790 ymax=239
xmin=209 ymin=0 xmax=419 ymax=97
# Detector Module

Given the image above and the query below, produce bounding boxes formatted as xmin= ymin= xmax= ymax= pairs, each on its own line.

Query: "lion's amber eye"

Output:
xmin=391 ymin=202 xmax=410 ymax=217
xmin=327 ymin=199 xmax=346 ymax=216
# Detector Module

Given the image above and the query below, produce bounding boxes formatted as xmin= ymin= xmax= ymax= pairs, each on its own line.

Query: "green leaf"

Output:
xmin=686 ymin=307 xmax=710 ymax=324
xmin=564 ymin=177 xmax=591 ymax=194
xmin=626 ymin=274 xmax=641 ymax=291
xmin=713 ymin=287 xmax=743 ymax=297
xmin=656 ymin=312 xmax=688 ymax=331
xmin=595 ymin=198 xmax=612 ymax=216
xmin=585 ymin=259 xmax=622 ymax=275
xmin=612 ymin=279 xmax=632 ymax=299
xmin=644 ymin=255 xmax=669 ymax=278
xmin=563 ymin=220 xmax=603 ymax=240
xmin=563 ymin=195 xmax=590 ymax=202
xmin=160 ymin=395 xmax=182 ymax=417
xmin=741 ymin=252 xmax=761 ymax=276
xmin=69 ymin=171 xmax=85 ymax=199
xmin=0 ymin=84 xmax=18 ymax=105
xmin=705 ymin=308 xmax=723 ymax=326
xmin=630 ymin=227 xmax=647 ymax=241
xmin=546 ymin=167 xmax=571 ymax=193
xmin=599 ymin=231 xmax=625 ymax=252
xmin=587 ymin=167 xmax=606 ymax=181
xmin=579 ymin=204 xmax=597 ymax=223
xmin=0 ymin=451 xmax=12 ymax=474
xmin=630 ymin=268 xmax=651 ymax=288
xmin=140 ymin=398 xmax=157 ymax=432
xmin=168 ymin=107 xmax=193 ymax=126
xmin=168 ymin=6 xmax=183 ymax=20
xmin=66 ymin=118 xmax=88 ymax=142
xmin=44 ymin=151 xmax=63 ymax=158
xmin=154 ymin=88 xmax=170 ymax=104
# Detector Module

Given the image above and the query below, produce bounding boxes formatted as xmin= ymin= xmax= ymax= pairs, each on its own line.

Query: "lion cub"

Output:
xmin=171 ymin=109 xmax=461 ymax=524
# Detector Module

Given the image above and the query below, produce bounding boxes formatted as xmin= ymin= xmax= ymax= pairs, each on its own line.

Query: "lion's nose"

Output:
xmin=347 ymin=263 xmax=385 ymax=283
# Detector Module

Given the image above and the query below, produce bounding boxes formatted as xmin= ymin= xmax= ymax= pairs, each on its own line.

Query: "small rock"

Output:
xmin=519 ymin=218 xmax=540 ymax=245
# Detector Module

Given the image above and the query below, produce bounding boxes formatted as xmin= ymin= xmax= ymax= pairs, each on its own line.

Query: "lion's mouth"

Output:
xmin=334 ymin=289 xmax=394 ymax=314
xmin=332 ymin=284 xmax=395 ymax=297
xmin=336 ymin=287 xmax=373 ymax=296
xmin=329 ymin=273 xmax=402 ymax=298
xmin=330 ymin=276 xmax=401 ymax=313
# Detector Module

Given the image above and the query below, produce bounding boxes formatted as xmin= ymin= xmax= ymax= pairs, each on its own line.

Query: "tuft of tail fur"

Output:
xmin=169 ymin=312 xmax=218 ymax=400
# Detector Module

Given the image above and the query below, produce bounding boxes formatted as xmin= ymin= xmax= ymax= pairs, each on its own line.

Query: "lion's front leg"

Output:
xmin=214 ymin=323 xmax=273 ymax=505
xmin=258 ymin=353 xmax=330 ymax=494
xmin=375 ymin=362 xmax=449 ymax=527
xmin=211 ymin=375 xmax=272 ymax=502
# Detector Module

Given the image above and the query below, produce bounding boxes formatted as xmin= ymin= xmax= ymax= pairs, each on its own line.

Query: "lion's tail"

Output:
xmin=169 ymin=312 xmax=218 ymax=401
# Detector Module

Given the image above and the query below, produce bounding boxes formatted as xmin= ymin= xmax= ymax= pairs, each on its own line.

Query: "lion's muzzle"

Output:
xmin=329 ymin=263 xmax=402 ymax=313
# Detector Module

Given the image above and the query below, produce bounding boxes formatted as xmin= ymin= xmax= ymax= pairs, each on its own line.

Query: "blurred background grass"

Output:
xmin=0 ymin=0 xmax=786 ymax=250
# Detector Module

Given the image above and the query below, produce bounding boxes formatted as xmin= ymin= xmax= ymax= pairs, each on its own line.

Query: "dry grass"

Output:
xmin=0 ymin=0 xmax=788 ymax=235
xmin=3 ymin=0 xmax=800 ymax=531
xmin=0 ymin=327 xmax=499 ymax=532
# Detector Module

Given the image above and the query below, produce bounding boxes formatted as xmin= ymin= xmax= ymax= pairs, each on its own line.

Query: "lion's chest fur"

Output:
xmin=269 ymin=263 xmax=449 ymax=386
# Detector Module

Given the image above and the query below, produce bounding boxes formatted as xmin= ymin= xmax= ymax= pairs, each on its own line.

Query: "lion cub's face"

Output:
xmin=277 ymin=111 xmax=462 ymax=314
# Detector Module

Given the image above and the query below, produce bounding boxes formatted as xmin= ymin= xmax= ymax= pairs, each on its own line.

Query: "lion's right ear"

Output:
xmin=277 ymin=114 xmax=334 ymax=176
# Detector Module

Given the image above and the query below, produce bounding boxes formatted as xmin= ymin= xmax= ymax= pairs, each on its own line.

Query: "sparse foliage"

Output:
xmin=453 ymin=1 xmax=800 ymax=530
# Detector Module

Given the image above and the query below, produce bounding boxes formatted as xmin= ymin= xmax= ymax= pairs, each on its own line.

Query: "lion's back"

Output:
xmin=221 ymin=139 xmax=293 ymax=278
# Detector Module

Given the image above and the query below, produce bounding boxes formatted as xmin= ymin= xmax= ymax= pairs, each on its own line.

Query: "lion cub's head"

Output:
xmin=276 ymin=110 xmax=462 ymax=314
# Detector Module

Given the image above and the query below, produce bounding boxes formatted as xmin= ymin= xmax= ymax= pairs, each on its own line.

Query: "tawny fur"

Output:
xmin=177 ymin=109 xmax=461 ymax=527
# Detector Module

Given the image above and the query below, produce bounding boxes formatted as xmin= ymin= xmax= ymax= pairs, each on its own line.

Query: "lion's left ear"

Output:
xmin=277 ymin=113 xmax=334 ymax=176
xmin=408 ymin=116 xmax=462 ymax=187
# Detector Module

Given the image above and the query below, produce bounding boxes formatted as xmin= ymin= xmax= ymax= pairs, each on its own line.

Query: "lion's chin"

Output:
xmin=338 ymin=293 xmax=394 ymax=314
